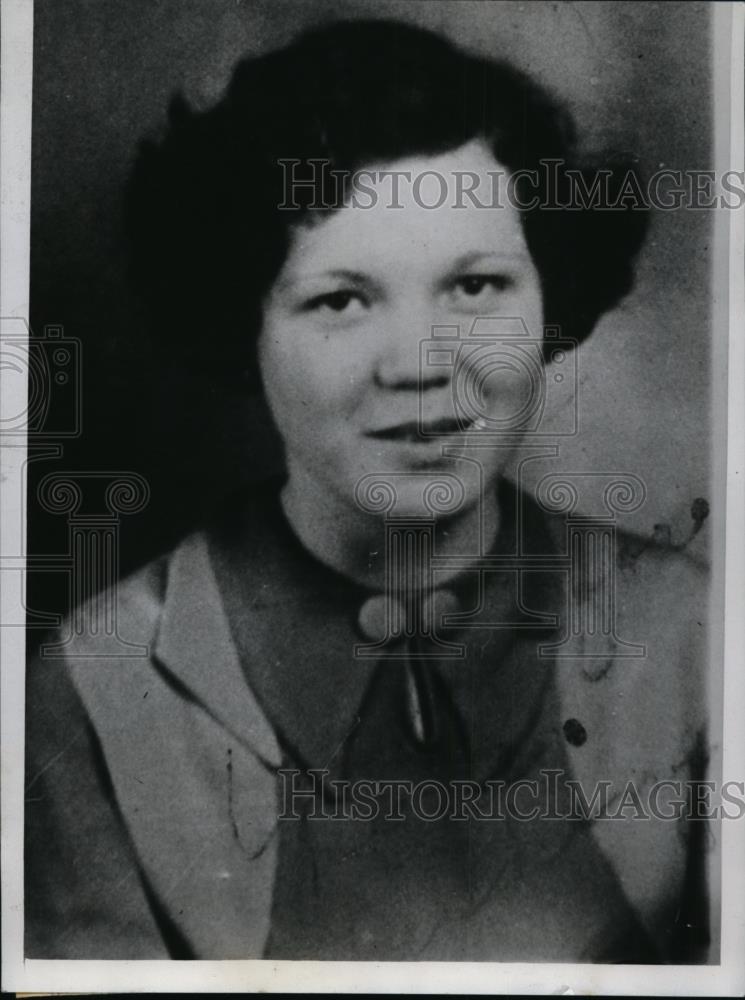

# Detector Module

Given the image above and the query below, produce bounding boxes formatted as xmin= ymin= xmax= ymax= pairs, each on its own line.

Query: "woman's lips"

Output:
xmin=367 ymin=417 xmax=478 ymax=442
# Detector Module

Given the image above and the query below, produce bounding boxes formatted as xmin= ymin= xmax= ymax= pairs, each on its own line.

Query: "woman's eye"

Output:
xmin=453 ymin=274 xmax=512 ymax=298
xmin=305 ymin=290 xmax=365 ymax=314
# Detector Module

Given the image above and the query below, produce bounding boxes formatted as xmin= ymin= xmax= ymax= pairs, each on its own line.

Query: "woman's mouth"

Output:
xmin=367 ymin=416 xmax=484 ymax=443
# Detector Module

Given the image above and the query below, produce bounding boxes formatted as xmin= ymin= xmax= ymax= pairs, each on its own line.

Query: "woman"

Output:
xmin=25 ymin=19 xmax=711 ymax=962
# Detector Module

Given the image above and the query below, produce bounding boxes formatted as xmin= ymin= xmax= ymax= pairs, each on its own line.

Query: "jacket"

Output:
xmin=24 ymin=481 xmax=715 ymax=960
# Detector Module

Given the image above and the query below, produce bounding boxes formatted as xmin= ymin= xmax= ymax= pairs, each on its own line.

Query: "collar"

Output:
xmin=153 ymin=529 xmax=283 ymax=769
xmin=202 ymin=477 xmax=564 ymax=775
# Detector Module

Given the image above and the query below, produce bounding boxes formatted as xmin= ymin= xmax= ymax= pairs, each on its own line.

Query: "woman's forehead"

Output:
xmin=279 ymin=141 xmax=530 ymax=281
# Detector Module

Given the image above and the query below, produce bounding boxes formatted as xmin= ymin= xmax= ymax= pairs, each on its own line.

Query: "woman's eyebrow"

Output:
xmin=449 ymin=251 xmax=530 ymax=270
xmin=275 ymin=268 xmax=371 ymax=292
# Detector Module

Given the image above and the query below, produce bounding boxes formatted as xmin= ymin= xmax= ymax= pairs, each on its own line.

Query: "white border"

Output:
xmin=717 ymin=1 xmax=745 ymax=994
xmin=2 ymin=0 xmax=744 ymax=993
xmin=1 ymin=0 xmax=33 ymax=987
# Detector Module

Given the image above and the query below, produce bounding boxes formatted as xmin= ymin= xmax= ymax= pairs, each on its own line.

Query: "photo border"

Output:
xmin=2 ymin=0 xmax=743 ymax=993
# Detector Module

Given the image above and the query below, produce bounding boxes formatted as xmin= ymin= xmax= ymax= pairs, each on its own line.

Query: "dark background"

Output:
xmin=27 ymin=0 xmax=715 ymax=623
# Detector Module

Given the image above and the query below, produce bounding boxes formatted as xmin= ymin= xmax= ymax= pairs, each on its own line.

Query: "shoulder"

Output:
xmin=25 ymin=547 xmax=173 ymax=764
xmin=36 ymin=532 xmax=209 ymax=663
xmin=611 ymin=530 xmax=710 ymax=709
xmin=25 ymin=552 xmax=179 ymax=957
xmin=542 ymin=510 xmax=712 ymax=766
xmin=539 ymin=501 xmax=709 ymax=646
xmin=614 ymin=528 xmax=708 ymax=611
xmin=26 ymin=540 xmax=181 ymax=760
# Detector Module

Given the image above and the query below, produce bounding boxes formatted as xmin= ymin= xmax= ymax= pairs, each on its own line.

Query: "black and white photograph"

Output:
xmin=1 ymin=0 xmax=744 ymax=993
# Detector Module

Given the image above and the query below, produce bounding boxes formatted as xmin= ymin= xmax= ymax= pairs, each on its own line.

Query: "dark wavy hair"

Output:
xmin=125 ymin=18 xmax=649 ymax=382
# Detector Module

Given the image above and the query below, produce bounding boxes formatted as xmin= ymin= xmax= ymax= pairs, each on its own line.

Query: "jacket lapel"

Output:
xmin=68 ymin=530 xmax=282 ymax=957
xmin=153 ymin=531 xmax=282 ymax=769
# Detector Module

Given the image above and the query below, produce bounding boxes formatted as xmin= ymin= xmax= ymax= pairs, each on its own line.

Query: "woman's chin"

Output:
xmin=349 ymin=467 xmax=480 ymax=522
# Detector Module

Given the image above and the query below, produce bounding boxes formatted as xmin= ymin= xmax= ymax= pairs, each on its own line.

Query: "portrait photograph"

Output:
xmin=1 ymin=0 xmax=744 ymax=994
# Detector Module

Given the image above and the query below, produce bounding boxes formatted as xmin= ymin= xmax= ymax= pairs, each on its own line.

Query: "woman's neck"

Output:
xmin=279 ymin=469 xmax=499 ymax=592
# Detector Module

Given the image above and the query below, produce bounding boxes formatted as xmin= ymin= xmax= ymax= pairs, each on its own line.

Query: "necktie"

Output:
xmin=265 ymin=587 xmax=473 ymax=960
xmin=356 ymin=588 xmax=463 ymax=749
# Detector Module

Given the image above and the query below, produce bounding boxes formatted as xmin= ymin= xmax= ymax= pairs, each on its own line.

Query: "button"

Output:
xmin=357 ymin=594 xmax=405 ymax=643
xmin=357 ymin=588 xmax=461 ymax=643
xmin=420 ymin=587 xmax=460 ymax=630
xmin=563 ymin=718 xmax=587 ymax=747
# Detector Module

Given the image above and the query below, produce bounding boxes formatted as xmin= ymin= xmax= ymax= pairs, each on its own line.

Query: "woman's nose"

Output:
xmin=372 ymin=306 xmax=451 ymax=392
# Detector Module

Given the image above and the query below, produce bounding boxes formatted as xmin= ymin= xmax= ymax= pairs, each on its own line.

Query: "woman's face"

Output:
xmin=259 ymin=139 xmax=544 ymax=519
